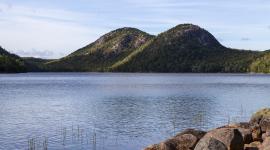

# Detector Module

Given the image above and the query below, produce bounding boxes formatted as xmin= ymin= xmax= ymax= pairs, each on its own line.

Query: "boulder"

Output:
xmin=194 ymin=128 xmax=244 ymax=150
xmin=143 ymin=129 xmax=206 ymax=150
xmin=260 ymin=118 xmax=270 ymax=133
xmin=144 ymin=144 xmax=159 ymax=150
xmin=237 ymin=128 xmax=253 ymax=144
xmin=174 ymin=129 xmax=206 ymax=140
xmin=263 ymin=131 xmax=270 ymax=141
xmin=250 ymin=108 xmax=270 ymax=124
xmin=144 ymin=140 xmax=176 ymax=150
xmin=250 ymin=108 xmax=270 ymax=133
xmin=261 ymin=137 xmax=270 ymax=150
xmin=174 ymin=134 xmax=200 ymax=150
xmin=194 ymin=137 xmax=227 ymax=150
xmin=244 ymin=141 xmax=261 ymax=150
xmin=262 ymin=133 xmax=267 ymax=141
xmin=222 ymin=123 xmax=252 ymax=144
xmin=251 ymin=124 xmax=262 ymax=141
xmin=174 ymin=129 xmax=206 ymax=150
xmin=265 ymin=131 xmax=270 ymax=137
xmin=143 ymin=140 xmax=176 ymax=150
xmin=145 ymin=135 xmax=197 ymax=150
xmin=159 ymin=138 xmax=179 ymax=150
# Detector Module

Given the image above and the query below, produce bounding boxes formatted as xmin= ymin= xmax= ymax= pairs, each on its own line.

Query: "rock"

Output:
xmin=144 ymin=139 xmax=179 ymax=150
xmin=194 ymin=137 xmax=227 ymax=150
xmin=174 ymin=129 xmax=206 ymax=140
xmin=251 ymin=124 xmax=262 ymax=141
xmin=250 ymin=108 xmax=270 ymax=133
xmin=194 ymin=128 xmax=244 ymax=150
xmin=244 ymin=141 xmax=261 ymax=150
xmin=227 ymin=122 xmax=251 ymax=129
xmin=222 ymin=122 xmax=252 ymax=144
xmin=263 ymin=133 xmax=267 ymax=141
xmin=237 ymin=128 xmax=253 ymax=144
xmin=263 ymin=131 xmax=270 ymax=141
xmin=260 ymin=118 xmax=270 ymax=133
xmin=174 ymin=134 xmax=199 ymax=150
xmin=262 ymin=131 xmax=270 ymax=141
xmin=266 ymin=131 xmax=270 ymax=137
xmin=250 ymin=108 xmax=270 ymax=124
xmin=144 ymin=144 xmax=159 ymax=150
xmin=173 ymin=129 xmax=206 ymax=150
xmin=144 ymin=129 xmax=206 ymax=150
xmin=159 ymin=138 xmax=178 ymax=150
xmin=261 ymin=137 xmax=270 ymax=150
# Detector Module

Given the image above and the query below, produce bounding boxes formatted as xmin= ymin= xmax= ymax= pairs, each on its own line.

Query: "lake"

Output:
xmin=0 ymin=73 xmax=270 ymax=150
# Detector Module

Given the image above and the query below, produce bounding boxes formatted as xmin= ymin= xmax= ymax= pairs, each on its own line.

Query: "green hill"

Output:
xmin=46 ymin=27 xmax=154 ymax=71
xmin=0 ymin=46 xmax=27 ymax=73
xmin=111 ymin=24 xmax=260 ymax=72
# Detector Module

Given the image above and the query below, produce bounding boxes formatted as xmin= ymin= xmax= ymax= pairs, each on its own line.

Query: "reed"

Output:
xmin=26 ymin=124 xmax=101 ymax=149
xmin=28 ymin=138 xmax=35 ymax=150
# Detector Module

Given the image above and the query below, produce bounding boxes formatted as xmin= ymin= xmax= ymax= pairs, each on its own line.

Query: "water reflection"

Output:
xmin=1 ymin=73 xmax=270 ymax=150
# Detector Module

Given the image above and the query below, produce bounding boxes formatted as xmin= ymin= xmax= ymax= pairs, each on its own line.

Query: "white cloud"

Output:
xmin=11 ymin=49 xmax=55 ymax=58
xmin=0 ymin=2 xmax=108 ymax=58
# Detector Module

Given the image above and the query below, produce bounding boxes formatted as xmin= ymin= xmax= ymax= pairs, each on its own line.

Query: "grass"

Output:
xmin=27 ymin=124 xmax=101 ymax=150
xmin=28 ymin=137 xmax=47 ymax=150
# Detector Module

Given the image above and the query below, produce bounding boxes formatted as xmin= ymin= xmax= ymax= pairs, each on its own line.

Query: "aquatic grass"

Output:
xmin=28 ymin=138 xmax=35 ymax=150
xmin=227 ymin=114 xmax=231 ymax=125
xmin=26 ymin=124 xmax=105 ymax=150
xmin=193 ymin=111 xmax=206 ymax=130
xmin=92 ymin=129 xmax=97 ymax=150
xmin=28 ymin=137 xmax=48 ymax=150
xmin=170 ymin=103 xmax=177 ymax=136
xmin=61 ymin=127 xmax=67 ymax=146
xmin=42 ymin=137 xmax=48 ymax=150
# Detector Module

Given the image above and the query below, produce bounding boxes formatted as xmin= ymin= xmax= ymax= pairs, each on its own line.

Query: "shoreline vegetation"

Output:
xmin=144 ymin=108 xmax=270 ymax=150
xmin=1 ymin=24 xmax=270 ymax=73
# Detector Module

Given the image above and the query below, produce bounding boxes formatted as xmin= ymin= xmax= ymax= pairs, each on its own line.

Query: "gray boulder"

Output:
xmin=224 ymin=123 xmax=253 ymax=144
xmin=194 ymin=128 xmax=244 ymax=150
xmin=144 ymin=129 xmax=206 ymax=150
xmin=194 ymin=137 xmax=227 ymax=150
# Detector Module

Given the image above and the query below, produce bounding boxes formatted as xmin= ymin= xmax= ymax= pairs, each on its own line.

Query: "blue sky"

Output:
xmin=0 ymin=0 xmax=270 ymax=58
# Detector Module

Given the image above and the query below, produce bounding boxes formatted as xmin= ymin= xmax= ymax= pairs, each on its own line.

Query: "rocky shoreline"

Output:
xmin=144 ymin=108 xmax=270 ymax=150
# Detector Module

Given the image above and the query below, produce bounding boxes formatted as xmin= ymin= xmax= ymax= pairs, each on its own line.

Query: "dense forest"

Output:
xmin=250 ymin=51 xmax=270 ymax=73
xmin=0 ymin=47 xmax=26 ymax=73
xmin=1 ymin=24 xmax=270 ymax=73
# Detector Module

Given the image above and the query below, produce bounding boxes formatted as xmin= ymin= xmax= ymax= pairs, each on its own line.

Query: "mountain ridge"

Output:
xmin=45 ymin=27 xmax=154 ymax=71
xmin=110 ymin=24 xmax=260 ymax=72
xmin=1 ymin=23 xmax=270 ymax=73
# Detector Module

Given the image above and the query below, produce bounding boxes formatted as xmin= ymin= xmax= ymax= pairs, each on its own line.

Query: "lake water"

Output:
xmin=0 ymin=73 xmax=270 ymax=150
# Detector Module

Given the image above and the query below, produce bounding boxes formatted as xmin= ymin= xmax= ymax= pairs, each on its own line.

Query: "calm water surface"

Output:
xmin=0 ymin=73 xmax=270 ymax=150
